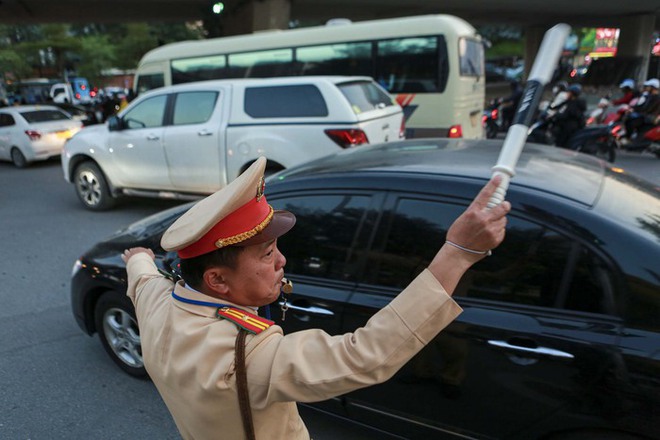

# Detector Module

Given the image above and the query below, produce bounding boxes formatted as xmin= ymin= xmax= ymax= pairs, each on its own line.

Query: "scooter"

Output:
xmin=564 ymin=123 xmax=617 ymax=162
xmin=527 ymin=112 xmax=617 ymax=162
xmin=616 ymin=123 xmax=660 ymax=159
xmin=482 ymin=99 xmax=500 ymax=139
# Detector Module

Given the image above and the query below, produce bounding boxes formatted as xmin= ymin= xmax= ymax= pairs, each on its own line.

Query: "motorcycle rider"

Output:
xmin=552 ymin=84 xmax=587 ymax=147
xmin=624 ymin=78 xmax=660 ymax=140
xmin=545 ymin=81 xmax=569 ymax=119
xmin=612 ymin=78 xmax=637 ymax=106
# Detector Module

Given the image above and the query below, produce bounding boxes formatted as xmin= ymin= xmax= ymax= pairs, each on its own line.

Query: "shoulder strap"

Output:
xmin=235 ymin=329 xmax=256 ymax=440
xmin=216 ymin=306 xmax=274 ymax=334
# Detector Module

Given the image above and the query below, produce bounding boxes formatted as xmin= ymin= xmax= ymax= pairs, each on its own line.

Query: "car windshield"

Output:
xmin=338 ymin=81 xmax=395 ymax=113
xmin=20 ymin=109 xmax=70 ymax=123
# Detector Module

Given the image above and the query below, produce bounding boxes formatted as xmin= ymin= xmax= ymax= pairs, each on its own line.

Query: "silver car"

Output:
xmin=0 ymin=105 xmax=83 ymax=168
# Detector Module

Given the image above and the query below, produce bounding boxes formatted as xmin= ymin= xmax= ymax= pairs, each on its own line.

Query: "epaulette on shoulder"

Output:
xmin=216 ymin=306 xmax=274 ymax=334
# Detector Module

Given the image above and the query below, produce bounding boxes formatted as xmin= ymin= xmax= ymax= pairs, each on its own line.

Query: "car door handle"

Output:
xmin=146 ymin=134 xmax=160 ymax=140
xmin=198 ymin=129 xmax=213 ymax=136
xmin=487 ymin=340 xmax=574 ymax=359
xmin=278 ymin=300 xmax=335 ymax=316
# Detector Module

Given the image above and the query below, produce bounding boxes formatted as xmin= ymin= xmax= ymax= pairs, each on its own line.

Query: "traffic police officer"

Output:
xmin=123 ymin=157 xmax=509 ymax=440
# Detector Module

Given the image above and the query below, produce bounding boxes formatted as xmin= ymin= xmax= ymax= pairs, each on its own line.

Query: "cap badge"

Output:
xmin=256 ymin=176 xmax=265 ymax=202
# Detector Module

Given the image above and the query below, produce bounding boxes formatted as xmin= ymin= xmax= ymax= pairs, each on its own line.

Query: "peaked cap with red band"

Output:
xmin=161 ymin=157 xmax=295 ymax=259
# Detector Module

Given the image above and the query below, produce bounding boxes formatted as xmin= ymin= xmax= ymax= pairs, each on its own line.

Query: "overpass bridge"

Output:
xmin=1 ymin=0 xmax=658 ymax=84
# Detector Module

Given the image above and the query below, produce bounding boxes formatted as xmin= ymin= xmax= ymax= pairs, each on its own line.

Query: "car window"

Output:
xmin=19 ymin=109 xmax=70 ymax=123
xmin=244 ymin=85 xmax=328 ymax=118
xmin=367 ymin=197 xmax=613 ymax=314
xmin=338 ymin=81 xmax=395 ymax=114
xmin=122 ymin=95 xmax=167 ymax=129
xmin=172 ymin=91 xmax=218 ymax=125
xmin=0 ymin=113 xmax=15 ymax=127
xmin=272 ymin=194 xmax=371 ymax=281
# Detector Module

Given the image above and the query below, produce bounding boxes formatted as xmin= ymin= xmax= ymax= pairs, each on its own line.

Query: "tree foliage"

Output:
xmin=0 ymin=22 xmax=205 ymax=84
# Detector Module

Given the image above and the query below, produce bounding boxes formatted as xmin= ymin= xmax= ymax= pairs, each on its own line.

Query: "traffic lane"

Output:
xmin=0 ymin=159 xmax=184 ymax=320
xmin=0 ymin=304 xmax=179 ymax=440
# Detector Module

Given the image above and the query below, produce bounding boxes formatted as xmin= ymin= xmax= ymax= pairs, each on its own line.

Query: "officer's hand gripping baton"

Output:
xmin=487 ymin=24 xmax=572 ymax=208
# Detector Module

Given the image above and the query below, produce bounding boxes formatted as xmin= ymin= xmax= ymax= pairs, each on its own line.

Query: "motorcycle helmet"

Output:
xmin=552 ymin=81 xmax=568 ymax=95
xmin=643 ymin=78 xmax=659 ymax=89
xmin=619 ymin=78 xmax=635 ymax=90
xmin=568 ymin=84 xmax=582 ymax=96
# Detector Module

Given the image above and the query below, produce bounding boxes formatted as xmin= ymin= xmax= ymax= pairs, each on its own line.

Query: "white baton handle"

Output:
xmin=488 ymin=23 xmax=572 ymax=208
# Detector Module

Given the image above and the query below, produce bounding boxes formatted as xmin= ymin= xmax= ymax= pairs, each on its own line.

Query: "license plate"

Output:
xmin=56 ymin=130 xmax=72 ymax=139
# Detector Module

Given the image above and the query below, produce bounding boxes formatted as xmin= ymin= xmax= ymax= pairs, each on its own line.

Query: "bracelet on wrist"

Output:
xmin=445 ymin=240 xmax=492 ymax=257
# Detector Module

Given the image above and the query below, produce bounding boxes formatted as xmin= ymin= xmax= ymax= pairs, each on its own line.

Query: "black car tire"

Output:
xmin=74 ymin=161 xmax=116 ymax=211
xmin=94 ymin=292 xmax=147 ymax=378
xmin=11 ymin=147 xmax=27 ymax=168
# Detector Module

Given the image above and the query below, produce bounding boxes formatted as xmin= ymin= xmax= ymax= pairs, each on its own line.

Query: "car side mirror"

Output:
xmin=107 ymin=115 xmax=122 ymax=131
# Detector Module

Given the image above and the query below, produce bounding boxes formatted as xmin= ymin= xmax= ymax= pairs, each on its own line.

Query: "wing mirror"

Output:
xmin=107 ymin=115 xmax=123 ymax=131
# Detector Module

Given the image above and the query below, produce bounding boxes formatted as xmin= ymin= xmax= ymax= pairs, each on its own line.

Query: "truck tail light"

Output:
xmin=325 ymin=129 xmax=369 ymax=148
xmin=448 ymin=124 xmax=463 ymax=138
xmin=25 ymin=130 xmax=41 ymax=140
xmin=399 ymin=117 xmax=406 ymax=138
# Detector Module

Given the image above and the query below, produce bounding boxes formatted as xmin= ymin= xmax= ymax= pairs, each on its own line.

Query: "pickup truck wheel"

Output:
xmin=11 ymin=148 xmax=28 ymax=168
xmin=95 ymin=292 xmax=147 ymax=378
xmin=74 ymin=161 xmax=116 ymax=211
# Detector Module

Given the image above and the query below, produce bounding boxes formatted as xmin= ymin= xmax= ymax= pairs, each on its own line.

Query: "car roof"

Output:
xmin=275 ymin=138 xmax=614 ymax=207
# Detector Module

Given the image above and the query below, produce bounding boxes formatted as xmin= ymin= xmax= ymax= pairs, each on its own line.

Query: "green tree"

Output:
xmin=78 ymin=35 xmax=116 ymax=85
xmin=0 ymin=49 xmax=32 ymax=81
xmin=115 ymin=23 xmax=158 ymax=69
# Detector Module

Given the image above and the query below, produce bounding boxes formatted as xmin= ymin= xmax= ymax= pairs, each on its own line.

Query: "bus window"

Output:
xmin=228 ymin=49 xmax=293 ymax=78
xmin=296 ymin=42 xmax=372 ymax=77
xmin=136 ymin=73 xmax=165 ymax=95
xmin=376 ymin=37 xmax=445 ymax=93
xmin=459 ymin=37 xmax=484 ymax=77
xmin=172 ymin=55 xmax=226 ymax=84
xmin=337 ymin=81 xmax=395 ymax=113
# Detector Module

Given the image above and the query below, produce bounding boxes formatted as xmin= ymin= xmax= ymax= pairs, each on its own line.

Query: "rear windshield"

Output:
xmin=20 ymin=110 xmax=70 ymax=123
xmin=244 ymin=84 xmax=328 ymax=118
xmin=338 ymin=81 xmax=395 ymax=114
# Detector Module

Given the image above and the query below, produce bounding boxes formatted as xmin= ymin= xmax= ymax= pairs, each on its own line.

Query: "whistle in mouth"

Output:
xmin=281 ymin=277 xmax=293 ymax=294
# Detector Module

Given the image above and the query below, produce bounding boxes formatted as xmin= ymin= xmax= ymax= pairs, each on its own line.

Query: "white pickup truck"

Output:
xmin=62 ymin=76 xmax=404 ymax=210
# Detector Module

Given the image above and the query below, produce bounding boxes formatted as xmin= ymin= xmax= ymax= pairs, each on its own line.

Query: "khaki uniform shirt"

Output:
xmin=126 ymin=253 xmax=462 ymax=440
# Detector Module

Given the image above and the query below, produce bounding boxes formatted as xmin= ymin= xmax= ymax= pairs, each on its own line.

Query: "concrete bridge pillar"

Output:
xmin=616 ymin=14 xmax=657 ymax=83
xmin=223 ymin=0 xmax=292 ymax=36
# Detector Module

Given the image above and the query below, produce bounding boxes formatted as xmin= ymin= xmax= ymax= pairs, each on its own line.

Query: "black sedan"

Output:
xmin=70 ymin=139 xmax=660 ymax=440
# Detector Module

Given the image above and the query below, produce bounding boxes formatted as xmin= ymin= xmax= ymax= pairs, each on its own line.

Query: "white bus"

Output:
xmin=134 ymin=15 xmax=486 ymax=139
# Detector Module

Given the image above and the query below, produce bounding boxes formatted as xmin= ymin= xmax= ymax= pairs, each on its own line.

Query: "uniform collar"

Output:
xmin=172 ymin=281 xmax=259 ymax=318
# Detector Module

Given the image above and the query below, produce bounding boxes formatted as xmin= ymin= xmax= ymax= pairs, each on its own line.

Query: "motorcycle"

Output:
xmin=615 ymin=123 xmax=660 ymax=159
xmin=564 ymin=123 xmax=617 ymax=163
xmin=527 ymin=112 xmax=617 ymax=162
xmin=482 ymin=99 xmax=500 ymax=139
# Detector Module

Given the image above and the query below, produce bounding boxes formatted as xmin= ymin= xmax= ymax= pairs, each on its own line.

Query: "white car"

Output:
xmin=62 ymin=76 xmax=404 ymax=210
xmin=0 ymin=105 xmax=83 ymax=168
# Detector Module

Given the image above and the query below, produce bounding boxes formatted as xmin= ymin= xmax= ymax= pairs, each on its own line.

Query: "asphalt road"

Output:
xmin=0 ymin=158 xmax=401 ymax=440
xmin=0 ymin=149 xmax=656 ymax=440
